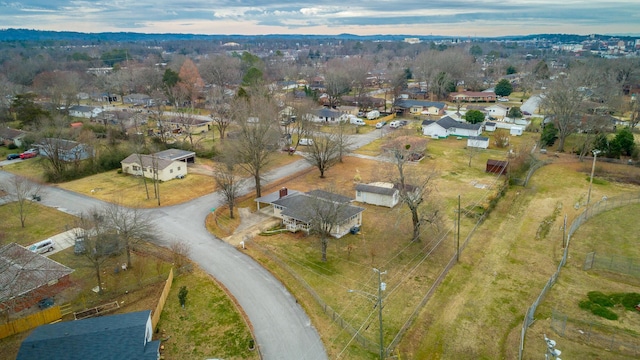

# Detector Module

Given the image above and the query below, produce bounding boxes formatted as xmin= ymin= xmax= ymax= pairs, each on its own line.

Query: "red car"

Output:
xmin=19 ymin=151 xmax=37 ymax=159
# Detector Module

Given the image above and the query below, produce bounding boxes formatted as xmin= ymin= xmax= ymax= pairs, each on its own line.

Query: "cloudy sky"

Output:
xmin=1 ymin=1 xmax=639 ymax=37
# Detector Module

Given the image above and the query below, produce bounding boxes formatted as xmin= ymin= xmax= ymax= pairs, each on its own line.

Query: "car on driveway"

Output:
xmin=6 ymin=153 xmax=20 ymax=160
xmin=299 ymin=138 xmax=314 ymax=146
xmin=375 ymin=121 xmax=387 ymax=129
xmin=20 ymin=150 xmax=37 ymax=159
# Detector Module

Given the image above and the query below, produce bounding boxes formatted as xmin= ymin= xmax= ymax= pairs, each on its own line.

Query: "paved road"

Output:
xmin=0 ymin=128 xmax=386 ymax=359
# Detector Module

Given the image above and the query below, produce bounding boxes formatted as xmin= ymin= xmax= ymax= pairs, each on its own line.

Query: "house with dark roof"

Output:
xmin=36 ymin=138 xmax=95 ymax=162
xmin=311 ymin=107 xmax=343 ymax=123
xmin=68 ymin=105 xmax=102 ymax=119
xmin=449 ymin=91 xmax=497 ymax=102
xmin=421 ymin=116 xmax=483 ymax=138
xmin=394 ymin=99 xmax=446 ymax=117
xmin=0 ymin=243 xmax=73 ymax=313
xmin=355 ymin=182 xmax=400 ymax=208
xmin=120 ymin=153 xmax=187 ymax=181
xmin=0 ymin=127 xmax=27 ymax=147
xmin=255 ymin=188 xmax=364 ymax=238
xmin=17 ymin=310 xmax=160 ymax=360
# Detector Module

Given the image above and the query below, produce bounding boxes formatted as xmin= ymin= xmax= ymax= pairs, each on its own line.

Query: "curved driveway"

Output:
xmin=0 ymin=129 xmax=384 ymax=359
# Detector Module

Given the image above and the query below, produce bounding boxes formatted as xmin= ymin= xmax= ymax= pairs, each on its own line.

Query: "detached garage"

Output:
xmin=467 ymin=136 xmax=489 ymax=149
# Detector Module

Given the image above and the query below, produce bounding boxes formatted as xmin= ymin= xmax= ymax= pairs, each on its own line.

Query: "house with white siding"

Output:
xmin=355 ymin=182 xmax=399 ymax=208
xmin=421 ymin=116 xmax=482 ymax=138
xmin=467 ymin=136 xmax=490 ymax=149
xmin=120 ymin=154 xmax=187 ymax=182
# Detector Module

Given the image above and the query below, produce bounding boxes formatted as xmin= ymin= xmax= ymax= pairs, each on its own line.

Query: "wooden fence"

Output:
xmin=152 ymin=267 xmax=174 ymax=329
xmin=0 ymin=306 xmax=61 ymax=339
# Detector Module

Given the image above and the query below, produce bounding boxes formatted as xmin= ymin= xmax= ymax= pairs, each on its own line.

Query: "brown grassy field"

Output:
xmin=0 ymin=202 xmax=77 ymax=245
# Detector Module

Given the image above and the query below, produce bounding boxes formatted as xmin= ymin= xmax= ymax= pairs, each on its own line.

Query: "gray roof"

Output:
xmin=0 ymin=127 xmax=26 ymax=140
xmin=355 ymin=183 xmax=397 ymax=196
xmin=395 ymin=99 xmax=446 ymax=109
xmin=154 ymin=149 xmax=196 ymax=161
xmin=435 ymin=116 xmax=482 ymax=131
xmin=273 ymin=191 xmax=363 ymax=224
xmin=314 ymin=108 xmax=342 ymax=118
xmin=69 ymin=105 xmax=95 ymax=112
xmin=421 ymin=120 xmax=436 ymax=126
xmin=485 ymin=121 xmax=496 ymax=126
xmin=0 ymin=243 xmax=74 ymax=302
xmin=17 ymin=310 xmax=160 ymax=360
xmin=469 ymin=136 xmax=489 ymax=141
xmin=306 ymin=189 xmax=352 ymax=203
xmin=121 ymin=153 xmax=177 ymax=170
xmin=38 ymin=138 xmax=84 ymax=151
xmin=255 ymin=188 xmax=300 ymax=204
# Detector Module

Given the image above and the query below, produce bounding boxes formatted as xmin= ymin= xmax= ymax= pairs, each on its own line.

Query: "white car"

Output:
xmin=299 ymin=138 xmax=314 ymax=146
xmin=375 ymin=121 xmax=386 ymax=129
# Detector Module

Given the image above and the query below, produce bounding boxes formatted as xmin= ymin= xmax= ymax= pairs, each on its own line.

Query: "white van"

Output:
xmin=29 ymin=239 xmax=55 ymax=254
xmin=349 ymin=117 xmax=366 ymax=126
xmin=389 ymin=120 xmax=400 ymax=128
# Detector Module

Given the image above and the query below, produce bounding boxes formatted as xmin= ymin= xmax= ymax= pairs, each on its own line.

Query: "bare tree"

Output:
xmin=384 ymin=138 xmax=439 ymax=242
xmin=207 ymin=86 xmax=233 ymax=141
xmin=303 ymin=190 xmax=355 ymax=262
xmin=541 ymin=76 xmax=584 ymax=152
xmin=229 ymin=94 xmax=280 ymax=198
xmin=199 ymin=54 xmax=242 ymax=89
xmin=103 ymin=202 xmax=157 ymax=269
xmin=323 ymin=59 xmax=352 ymax=108
xmin=213 ymin=155 xmax=245 ymax=219
xmin=0 ymin=175 xmax=43 ymax=228
xmin=70 ymin=209 xmax=121 ymax=294
xmin=305 ymin=132 xmax=342 ymax=178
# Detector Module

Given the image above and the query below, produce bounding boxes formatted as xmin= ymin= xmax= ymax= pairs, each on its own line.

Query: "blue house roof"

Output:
xmin=17 ymin=310 xmax=160 ymax=360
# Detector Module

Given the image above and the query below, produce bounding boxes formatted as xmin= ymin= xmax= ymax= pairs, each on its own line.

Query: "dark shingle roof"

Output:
xmin=273 ymin=191 xmax=363 ymax=224
xmin=436 ymin=116 xmax=482 ymax=131
xmin=469 ymin=136 xmax=489 ymax=141
xmin=355 ymin=183 xmax=397 ymax=196
xmin=0 ymin=127 xmax=27 ymax=140
xmin=17 ymin=310 xmax=160 ymax=360
xmin=395 ymin=99 xmax=446 ymax=109
xmin=306 ymin=189 xmax=352 ymax=203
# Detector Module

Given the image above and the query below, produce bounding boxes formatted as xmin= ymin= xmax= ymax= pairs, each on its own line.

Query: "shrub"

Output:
xmin=579 ymin=300 xmax=593 ymax=310
xmin=7 ymin=143 xmax=18 ymax=150
xmin=591 ymin=304 xmax=618 ymax=320
xmin=588 ymin=291 xmax=615 ymax=307
xmin=618 ymin=293 xmax=640 ymax=311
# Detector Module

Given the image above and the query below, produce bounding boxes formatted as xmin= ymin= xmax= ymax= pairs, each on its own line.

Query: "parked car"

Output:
xmin=400 ymin=120 xmax=408 ymax=126
xmin=6 ymin=153 xmax=20 ymax=160
xmin=299 ymin=138 xmax=314 ymax=146
xmin=375 ymin=121 xmax=387 ymax=129
xmin=28 ymin=239 xmax=54 ymax=254
xmin=19 ymin=150 xmax=37 ymax=159
xmin=523 ymin=111 xmax=532 ymax=116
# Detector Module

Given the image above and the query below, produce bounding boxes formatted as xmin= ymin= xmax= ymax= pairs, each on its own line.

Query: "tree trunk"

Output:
xmin=557 ymin=135 xmax=566 ymax=153
xmin=255 ymin=174 xmax=262 ymax=198
xmin=321 ymin=237 xmax=328 ymax=262
xmin=411 ymin=208 xmax=421 ymax=242
xmin=229 ymin=205 xmax=235 ymax=219
xmin=126 ymin=241 xmax=132 ymax=269
xmin=95 ymin=265 xmax=103 ymax=293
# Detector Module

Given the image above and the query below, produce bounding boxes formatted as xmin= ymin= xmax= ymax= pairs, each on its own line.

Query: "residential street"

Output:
xmin=0 ymin=128 xmax=387 ymax=360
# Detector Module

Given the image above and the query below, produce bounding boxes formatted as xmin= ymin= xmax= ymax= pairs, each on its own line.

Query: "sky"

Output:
xmin=1 ymin=1 xmax=639 ymax=37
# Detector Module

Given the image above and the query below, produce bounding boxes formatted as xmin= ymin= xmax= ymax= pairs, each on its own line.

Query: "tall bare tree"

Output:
xmin=384 ymin=137 xmax=439 ymax=242
xmin=103 ymin=202 xmax=157 ymax=269
xmin=0 ymin=175 xmax=43 ymax=228
xmin=213 ymin=155 xmax=244 ymax=219
xmin=230 ymin=94 xmax=280 ymax=198
xmin=305 ymin=132 xmax=342 ymax=178
xmin=541 ymin=76 xmax=585 ymax=152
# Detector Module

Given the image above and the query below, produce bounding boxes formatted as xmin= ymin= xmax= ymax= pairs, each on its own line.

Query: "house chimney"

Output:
xmin=279 ymin=187 xmax=288 ymax=198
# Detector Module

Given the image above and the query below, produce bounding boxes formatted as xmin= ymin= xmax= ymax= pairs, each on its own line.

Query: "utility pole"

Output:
xmin=456 ymin=195 xmax=461 ymax=262
xmin=374 ymin=268 xmax=387 ymax=360
xmin=587 ymin=149 xmax=600 ymax=206
xmin=348 ymin=268 xmax=387 ymax=360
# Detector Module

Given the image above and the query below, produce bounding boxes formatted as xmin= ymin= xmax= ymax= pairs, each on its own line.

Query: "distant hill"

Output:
xmin=0 ymin=28 xmax=637 ymax=44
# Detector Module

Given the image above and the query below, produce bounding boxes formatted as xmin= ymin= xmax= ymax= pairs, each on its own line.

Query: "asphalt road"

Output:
xmin=0 ymin=128 xmax=385 ymax=359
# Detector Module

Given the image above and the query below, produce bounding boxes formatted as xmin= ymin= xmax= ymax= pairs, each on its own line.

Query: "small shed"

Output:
xmin=484 ymin=122 xmax=497 ymax=132
xmin=486 ymin=159 xmax=509 ymax=175
xmin=510 ymin=126 xmax=524 ymax=136
xmin=467 ymin=136 xmax=489 ymax=149
xmin=355 ymin=182 xmax=399 ymax=208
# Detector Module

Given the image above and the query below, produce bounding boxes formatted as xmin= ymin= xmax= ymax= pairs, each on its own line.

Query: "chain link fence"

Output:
xmin=584 ymin=252 xmax=640 ymax=277
xmin=551 ymin=309 xmax=640 ymax=357
xmin=518 ymin=192 xmax=640 ymax=360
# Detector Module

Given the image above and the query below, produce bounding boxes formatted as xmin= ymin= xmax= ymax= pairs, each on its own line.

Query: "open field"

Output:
xmin=0 ymin=202 xmax=77 ymax=245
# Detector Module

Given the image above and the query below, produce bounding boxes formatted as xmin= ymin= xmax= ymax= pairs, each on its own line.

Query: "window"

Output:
xmin=177 ymin=166 xmax=181 ymax=171
xmin=356 ymin=191 xmax=362 ymax=197
xmin=132 ymin=165 xmax=140 ymax=171
xmin=170 ymin=169 xmax=173 ymax=173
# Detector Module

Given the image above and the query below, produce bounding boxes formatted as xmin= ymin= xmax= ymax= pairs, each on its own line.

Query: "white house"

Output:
xmin=485 ymin=104 xmax=509 ymax=119
xmin=355 ymin=182 xmax=400 ymax=208
xmin=120 ymin=154 xmax=187 ymax=181
xmin=467 ymin=136 xmax=490 ymax=149
xmin=422 ymin=116 xmax=483 ymax=138
xmin=68 ymin=105 xmax=102 ymax=119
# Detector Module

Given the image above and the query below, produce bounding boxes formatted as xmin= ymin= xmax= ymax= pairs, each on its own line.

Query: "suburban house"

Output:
xmin=421 ymin=116 xmax=483 ymax=138
xmin=0 ymin=127 xmax=27 ymax=147
xmin=255 ymin=188 xmax=365 ymax=238
xmin=165 ymin=116 xmax=212 ymax=134
xmin=311 ymin=108 xmax=343 ymax=123
xmin=449 ymin=91 xmax=497 ymax=102
xmin=394 ymin=99 xmax=446 ymax=117
xmin=36 ymin=138 xmax=95 ymax=162
xmin=485 ymin=104 xmax=509 ymax=119
xmin=355 ymin=182 xmax=400 ymax=208
xmin=120 ymin=154 xmax=187 ymax=181
xmin=68 ymin=105 xmax=102 ymax=119
xmin=17 ymin=310 xmax=160 ymax=360
xmin=467 ymin=136 xmax=490 ymax=149
xmin=0 ymin=243 xmax=73 ymax=313
xmin=123 ymin=93 xmax=154 ymax=106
